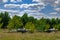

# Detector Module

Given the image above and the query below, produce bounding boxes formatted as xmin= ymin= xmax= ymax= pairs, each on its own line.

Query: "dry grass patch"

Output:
xmin=0 ymin=29 xmax=60 ymax=40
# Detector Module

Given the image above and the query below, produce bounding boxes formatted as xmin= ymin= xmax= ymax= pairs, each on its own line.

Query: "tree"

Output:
xmin=7 ymin=15 xmax=23 ymax=30
xmin=54 ymin=23 xmax=60 ymax=30
xmin=45 ymin=18 xmax=51 ymax=24
xmin=50 ymin=18 xmax=56 ymax=29
xmin=0 ymin=18 xmax=3 ymax=28
xmin=21 ymin=13 xmax=28 ymax=26
xmin=36 ymin=17 xmax=46 ymax=32
xmin=25 ymin=22 xmax=35 ymax=33
xmin=28 ymin=16 xmax=35 ymax=22
xmin=0 ymin=12 xmax=10 ymax=28
xmin=45 ymin=24 xmax=50 ymax=31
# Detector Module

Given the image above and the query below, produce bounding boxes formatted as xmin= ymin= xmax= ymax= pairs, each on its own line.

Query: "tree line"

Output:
xmin=0 ymin=12 xmax=60 ymax=32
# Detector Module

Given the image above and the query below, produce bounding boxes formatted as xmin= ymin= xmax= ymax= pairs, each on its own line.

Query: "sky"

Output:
xmin=0 ymin=0 xmax=60 ymax=19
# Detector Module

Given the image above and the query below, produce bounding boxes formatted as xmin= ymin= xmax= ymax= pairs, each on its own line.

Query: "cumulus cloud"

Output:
xmin=54 ymin=8 xmax=60 ymax=14
xmin=0 ymin=0 xmax=8 ymax=4
xmin=10 ymin=0 xmax=22 ymax=3
xmin=2 ymin=0 xmax=8 ymax=3
xmin=32 ymin=0 xmax=60 ymax=7
xmin=16 ymin=0 xmax=22 ymax=2
xmin=33 ymin=0 xmax=56 ymax=3
xmin=2 ymin=0 xmax=60 ymax=7
xmin=4 ymin=3 xmax=45 ymax=15
xmin=0 ymin=9 xmax=49 ymax=19
xmin=3 ymin=1 xmax=47 ymax=19
xmin=0 ymin=0 xmax=22 ymax=3
xmin=10 ymin=0 xmax=16 ymax=2
xmin=28 ymin=12 xmax=47 ymax=18
xmin=55 ymin=8 xmax=60 ymax=11
xmin=21 ymin=9 xmax=49 ymax=19
xmin=50 ymin=12 xmax=57 ymax=15
xmin=49 ymin=11 xmax=60 ymax=18
xmin=0 ymin=9 xmax=21 ymax=16
xmin=2 ymin=0 xmax=60 ymax=18
xmin=32 ymin=0 xmax=42 ymax=2
xmin=4 ymin=3 xmax=45 ymax=8
xmin=4 ymin=4 xmax=20 ymax=8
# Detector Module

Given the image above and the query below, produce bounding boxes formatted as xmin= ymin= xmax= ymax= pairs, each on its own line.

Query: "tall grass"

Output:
xmin=0 ymin=29 xmax=60 ymax=40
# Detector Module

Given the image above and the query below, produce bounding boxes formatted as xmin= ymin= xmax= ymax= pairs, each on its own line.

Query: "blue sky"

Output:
xmin=0 ymin=0 xmax=60 ymax=19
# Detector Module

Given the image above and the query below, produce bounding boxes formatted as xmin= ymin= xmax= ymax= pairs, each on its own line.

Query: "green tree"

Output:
xmin=54 ymin=24 xmax=60 ymax=30
xmin=36 ymin=17 xmax=50 ymax=32
xmin=25 ymin=22 xmax=35 ymax=33
xmin=50 ymin=18 xmax=56 ymax=28
xmin=8 ymin=15 xmax=23 ymax=30
xmin=36 ymin=17 xmax=46 ymax=31
xmin=45 ymin=24 xmax=50 ymax=31
xmin=28 ymin=16 xmax=35 ymax=22
xmin=0 ymin=12 xmax=10 ymax=28
xmin=21 ymin=13 xmax=28 ymax=26
xmin=0 ymin=18 xmax=3 ymax=28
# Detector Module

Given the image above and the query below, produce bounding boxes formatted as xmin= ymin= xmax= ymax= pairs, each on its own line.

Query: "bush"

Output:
xmin=7 ymin=15 xmax=23 ymax=30
xmin=25 ymin=22 xmax=35 ymax=33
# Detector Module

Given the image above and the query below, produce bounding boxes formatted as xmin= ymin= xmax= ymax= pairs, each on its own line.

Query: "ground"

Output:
xmin=0 ymin=29 xmax=60 ymax=40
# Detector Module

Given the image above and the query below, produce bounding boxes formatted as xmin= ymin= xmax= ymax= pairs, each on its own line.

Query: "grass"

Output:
xmin=0 ymin=29 xmax=60 ymax=40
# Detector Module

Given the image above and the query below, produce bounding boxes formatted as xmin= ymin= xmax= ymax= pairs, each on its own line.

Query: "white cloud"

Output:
xmin=4 ymin=4 xmax=20 ymax=8
xmin=2 ymin=0 xmax=60 ymax=18
xmin=43 ymin=0 xmax=60 ymax=7
xmin=10 ymin=0 xmax=22 ymax=3
xmin=17 ymin=0 xmax=22 ymax=2
xmin=50 ymin=12 xmax=57 ymax=15
xmin=0 ymin=9 xmax=18 ymax=12
xmin=55 ymin=8 xmax=60 ymax=11
xmin=3 ymin=2 xmax=51 ymax=19
xmin=0 ymin=9 xmax=48 ymax=19
xmin=4 ymin=3 xmax=45 ymax=13
xmin=2 ymin=0 xmax=60 ymax=7
xmin=50 ymin=15 xmax=60 ymax=18
xmin=33 ymin=0 xmax=56 ymax=3
xmin=10 ymin=0 xmax=15 ymax=2
xmin=49 ymin=11 xmax=60 ymax=18
xmin=32 ymin=0 xmax=42 ymax=2
xmin=4 ymin=3 xmax=45 ymax=8
xmin=4 ymin=2 xmax=46 ymax=19
xmin=24 ymin=9 xmax=34 ymax=12
xmin=21 ymin=9 xmax=49 ymax=19
xmin=55 ymin=0 xmax=59 ymax=4
xmin=0 ymin=9 xmax=26 ymax=17
xmin=54 ymin=8 xmax=60 ymax=16
xmin=2 ymin=0 xmax=8 ymax=3
xmin=32 ymin=0 xmax=60 ymax=7
xmin=0 ymin=9 xmax=58 ymax=19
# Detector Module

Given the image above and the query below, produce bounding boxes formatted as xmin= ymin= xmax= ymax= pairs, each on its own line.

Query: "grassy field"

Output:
xmin=0 ymin=29 xmax=60 ymax=40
